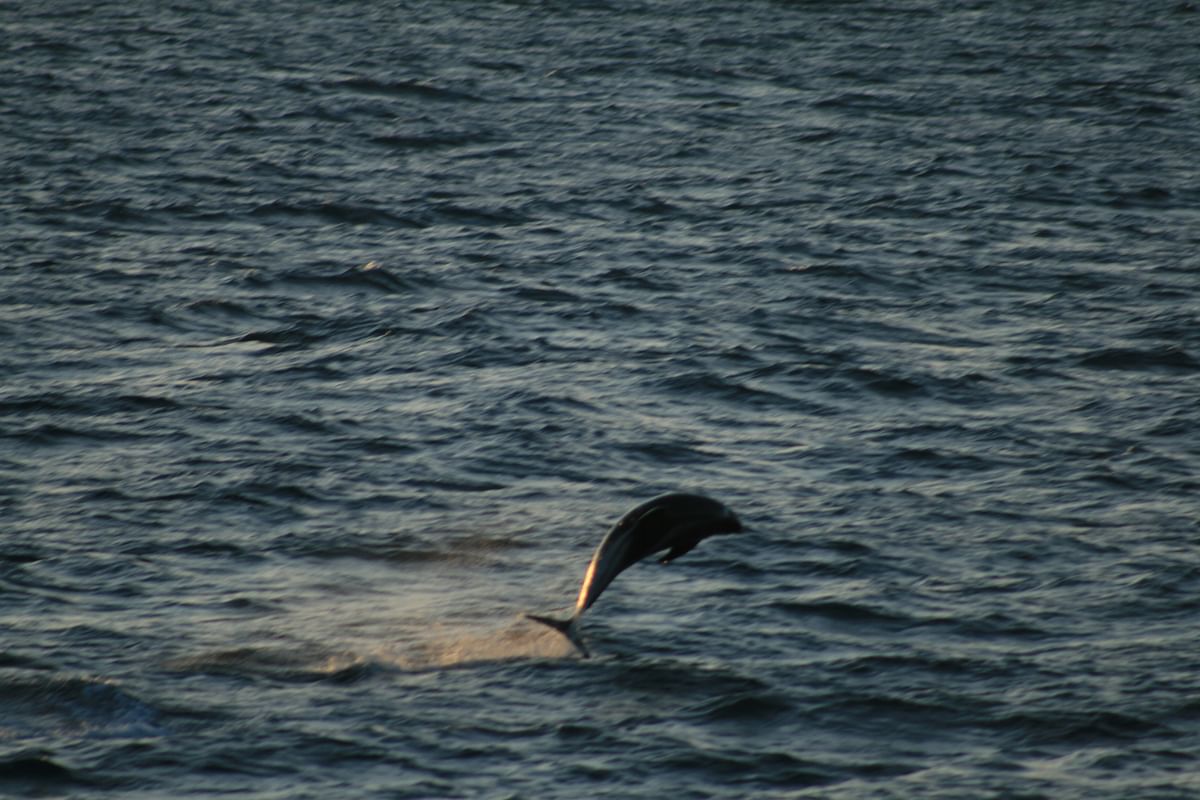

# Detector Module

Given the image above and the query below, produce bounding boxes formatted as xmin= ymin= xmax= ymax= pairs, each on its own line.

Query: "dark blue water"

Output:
xmin=3 ymin=1 xmax=1199 ymax=796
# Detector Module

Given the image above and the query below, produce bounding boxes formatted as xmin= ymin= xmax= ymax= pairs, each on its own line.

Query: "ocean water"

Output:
xmin=3 ymin=0 xmax=1199 ymax=796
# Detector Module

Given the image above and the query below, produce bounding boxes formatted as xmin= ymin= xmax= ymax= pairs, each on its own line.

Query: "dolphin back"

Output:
xmin=527 ymin=493 xmax=741 ymax=657
xmin=574 ymin=493 xmax=742 ymax=615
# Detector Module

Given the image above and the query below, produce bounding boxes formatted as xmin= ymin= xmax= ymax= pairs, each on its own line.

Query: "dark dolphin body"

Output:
xmin=526 ymin=493 xmax=743 ymax=657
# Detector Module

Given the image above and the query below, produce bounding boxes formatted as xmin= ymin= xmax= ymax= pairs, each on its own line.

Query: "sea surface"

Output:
xmin=3 ymin=1 xmax=1199 ymax=797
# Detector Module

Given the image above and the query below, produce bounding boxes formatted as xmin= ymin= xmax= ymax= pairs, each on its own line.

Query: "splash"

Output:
xmin=371 ymin=617 xmax=577 ymax=671
xmin=162 ymin=617 xmax=578 ymax=681
xmin=162 ymin=646 xmax=366 ymax=682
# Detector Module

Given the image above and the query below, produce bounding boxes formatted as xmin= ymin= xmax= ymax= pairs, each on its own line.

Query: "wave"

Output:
xmin=768 ymin=599 xmax=918 ymax=631
xmin=1076 ymin=346 xmax=1199 ymax=372
xmin=327 ymin=76 xmax=482 ymax=103
xmin=0 ymin=754 xmax=95 ymax=794
xmin=0 ymin=675 xmax=165 ymax=741
xmin=247 ymin=199 xmax=426 ymax=228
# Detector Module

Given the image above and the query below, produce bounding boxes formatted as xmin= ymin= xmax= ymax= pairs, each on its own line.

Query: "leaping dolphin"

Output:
xmin=526 ymin=493 xmax=743 ymax=657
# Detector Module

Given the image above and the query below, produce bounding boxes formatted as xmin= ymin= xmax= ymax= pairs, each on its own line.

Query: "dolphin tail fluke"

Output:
xmin=525 ymin=613 xmax=590 ymax=658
